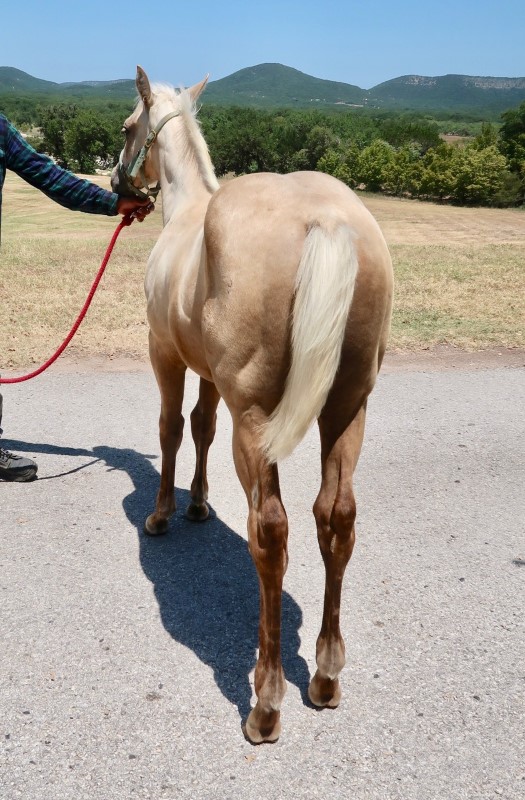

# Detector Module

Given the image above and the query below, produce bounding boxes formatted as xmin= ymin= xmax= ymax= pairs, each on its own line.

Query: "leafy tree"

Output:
xmin=203 ymin=107 xmax=274 ymax=175
xmin=452 ymin=144 xmax=509 ymax=205
xmin=63 ymin=110 xmax=114 ymax=173
xmin=287 ymin=148 xmax=311 ymax=172
xmin=499 ymin=101 xmax=525 ymax=202
xmin=1 ymin=96 xmax=40 ymax=127
xmin=302 ymin=125 xmax=339 ymax=169
xmin=329 ymin=112 xmax=381 ymax=148
xmin=378 ymin=117 xmax=440 ymax=152
xmin=382 ymin=145 xmax=422 ymax=196
xmin=317 ymin=144 xmax=360 ymax=187
xmin=358 ymin=140 xmax=395 ymax=191
xmin=499 ymin=102 xmax=525 ymax=168
xmin=37 ymin=104 xmax=78 ymax=166
xmin=419 ymin=144 xmax=458 ymax=200
xmin=490 ymin=171 xmax=524 ymax=207
xmin=473 ymin=122 xmax=498 ymax=150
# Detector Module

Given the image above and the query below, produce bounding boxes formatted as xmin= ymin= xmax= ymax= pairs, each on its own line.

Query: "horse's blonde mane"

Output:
xmin=147 ymin=82 xmax=219 ymax=194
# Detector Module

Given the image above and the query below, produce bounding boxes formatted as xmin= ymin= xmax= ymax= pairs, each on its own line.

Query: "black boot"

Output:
xmin=0 ymin=393 xmax=38 ymax=482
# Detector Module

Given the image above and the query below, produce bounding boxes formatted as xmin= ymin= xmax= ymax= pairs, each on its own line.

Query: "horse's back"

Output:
xmin=206 ymin=170 xmax=382 ymax=242
xmin=205 ymin=171 xmax=390 ymax=287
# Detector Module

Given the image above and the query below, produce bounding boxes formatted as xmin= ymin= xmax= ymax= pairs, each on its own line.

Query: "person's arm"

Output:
xmin=5 ymin=119 xmax=150 ymax=219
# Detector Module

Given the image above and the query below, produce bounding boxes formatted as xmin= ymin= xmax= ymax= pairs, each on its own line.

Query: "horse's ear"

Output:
xmin=188 ymin=75 xmax=209 ymax=103
xmin=136 ymin=65 xmax=153 ymax=108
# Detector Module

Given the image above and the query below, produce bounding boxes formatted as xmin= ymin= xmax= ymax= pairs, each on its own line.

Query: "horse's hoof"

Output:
xmin=144 ymin=513 xmax=170 ymax=536
xmin=243 ymin=708 xmax=281 ymax=744
xmin=185 ymin=502 xmax=210 ymax=522
xmin=307 ymin=673 xmax=342 ymax=708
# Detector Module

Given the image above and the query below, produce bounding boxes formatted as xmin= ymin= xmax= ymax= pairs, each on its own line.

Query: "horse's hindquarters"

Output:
xmin=202 ymin=170 xmax=393 ymax=439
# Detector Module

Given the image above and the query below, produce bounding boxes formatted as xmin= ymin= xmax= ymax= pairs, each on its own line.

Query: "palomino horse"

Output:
xmin=112 ymin=66 xmax=393 ymax=743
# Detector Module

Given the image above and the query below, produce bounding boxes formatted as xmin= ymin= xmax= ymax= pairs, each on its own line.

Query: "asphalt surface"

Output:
xmin=1 ymin=361 xmax=524 ymax=799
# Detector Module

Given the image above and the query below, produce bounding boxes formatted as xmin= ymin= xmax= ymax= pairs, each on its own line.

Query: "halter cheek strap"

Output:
xmin=121 ymin=110 xmax=181 ymax=201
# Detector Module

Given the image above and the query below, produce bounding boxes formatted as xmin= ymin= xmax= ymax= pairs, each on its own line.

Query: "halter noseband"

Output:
xmin=118 ymin=109 xmax=180 ymax=201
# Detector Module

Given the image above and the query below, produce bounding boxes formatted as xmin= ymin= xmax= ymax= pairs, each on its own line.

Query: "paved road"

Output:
xmin=1 ymin=361 xmax=523 ymax=799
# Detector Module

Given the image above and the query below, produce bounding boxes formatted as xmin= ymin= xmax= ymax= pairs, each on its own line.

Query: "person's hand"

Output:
xmin=116 ymin=197 xmax=155 ymax=222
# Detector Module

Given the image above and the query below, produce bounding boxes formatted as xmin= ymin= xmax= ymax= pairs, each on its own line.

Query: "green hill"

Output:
xmin=0 ymin=66 xmax=136 ymax=99
xmin=51 ymin=79 xmax=136 ymax=99
xmin=369 ymin=74 xmax=525 ymax=114
xmin=1 ymin=64 xmax=524 ymax=115
xmin=203 ymin=63 xmax=366 ymax=108
xmin=0 ymin=66 xmax=59 ymax=93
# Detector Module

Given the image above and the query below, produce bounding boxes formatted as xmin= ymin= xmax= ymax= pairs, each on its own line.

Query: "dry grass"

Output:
xmin=360 ymin=194 xmax=525 ymax=351
xmin=1 ymin=174 xmax=524 ymax=370
xmin=389 ymin=243 xmax=524 ymax=349
xmin=1 ymin=174 xmax=162 ymax=370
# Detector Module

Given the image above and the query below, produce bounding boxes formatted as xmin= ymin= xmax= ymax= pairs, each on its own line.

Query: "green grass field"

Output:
xmin=1 ymin=174 xmax=524 ymax=369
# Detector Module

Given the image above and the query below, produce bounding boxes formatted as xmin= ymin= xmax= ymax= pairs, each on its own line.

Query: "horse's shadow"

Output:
xmin=95 ymin=445 xmax=312 ymax=721
xmin=7 ymin=436 xmax=311 ymax=721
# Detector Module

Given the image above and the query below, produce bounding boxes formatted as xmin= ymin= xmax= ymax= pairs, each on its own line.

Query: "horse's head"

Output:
xmin=111 ymin=65 xmax=208 ymax=201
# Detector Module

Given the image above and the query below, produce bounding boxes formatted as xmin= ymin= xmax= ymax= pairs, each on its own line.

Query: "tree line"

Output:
xmin=7 ymin=97 xmax=525 ymax=207
xmin=201 ymin=106 xmax=524 ymax=206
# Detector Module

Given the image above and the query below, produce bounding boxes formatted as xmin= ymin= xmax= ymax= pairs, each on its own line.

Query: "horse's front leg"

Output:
xmin=145 ymin=338 xmax=187 ymax=536
xmin=232 ymin=412 xmax=289 ymax=744
xmin=187 ymin=378 xmax=221 ymax=521
xmin=308 ymin=402 xmax=367 ymax=708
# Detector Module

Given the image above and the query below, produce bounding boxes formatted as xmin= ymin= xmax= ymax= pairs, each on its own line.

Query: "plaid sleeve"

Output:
xmin=5 ymin=120 xmax=118 ymax=216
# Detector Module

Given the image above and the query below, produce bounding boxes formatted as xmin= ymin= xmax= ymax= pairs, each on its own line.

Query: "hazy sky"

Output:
xmin=3 ymin=0 xmax=524 ymax=89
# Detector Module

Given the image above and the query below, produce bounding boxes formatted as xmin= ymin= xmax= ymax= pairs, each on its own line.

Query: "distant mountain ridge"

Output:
xmin=367 ymin=73 xmax=525 ymax=113
xmin=1 ymin=63 xmax=524 ymax=114
xmin=0 ymin=66 xmax=136 ymax=97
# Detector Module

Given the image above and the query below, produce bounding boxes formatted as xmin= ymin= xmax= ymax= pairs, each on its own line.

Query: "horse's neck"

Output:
xmin=159 ymin=165 xmax=212 ymax=225
xmin=158 ymin=126 xmax=217 ymax=226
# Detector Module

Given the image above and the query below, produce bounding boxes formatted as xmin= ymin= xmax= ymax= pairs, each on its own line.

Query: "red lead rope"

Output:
xmin=0 ymin=214 xmax=135 ymax=385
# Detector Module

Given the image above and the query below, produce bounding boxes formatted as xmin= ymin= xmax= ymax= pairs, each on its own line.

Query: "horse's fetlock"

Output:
xmin=316 ymin=636 xmax=346 ymax=680
xmin=255 ymin=662 xmax=287 ymax=709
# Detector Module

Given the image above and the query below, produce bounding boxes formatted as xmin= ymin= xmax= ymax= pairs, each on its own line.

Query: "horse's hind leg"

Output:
xmin=145 ymin=339 xmax=187 ymax=536
xmin=232 ymin=411 xmax=288 ymax=744
xmin=186 ymin=378 xmax=221 ymax=521
xmin=308 ymin=401 xmax=367 ymax=708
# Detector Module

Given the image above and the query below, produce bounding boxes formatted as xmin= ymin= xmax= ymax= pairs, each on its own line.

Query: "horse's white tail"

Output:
xmin=261 ymin=222 xmax=358 ymax=463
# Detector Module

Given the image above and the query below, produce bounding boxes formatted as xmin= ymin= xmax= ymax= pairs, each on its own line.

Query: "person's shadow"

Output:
xmin=6 ymin=436 xmax=311 ymax=722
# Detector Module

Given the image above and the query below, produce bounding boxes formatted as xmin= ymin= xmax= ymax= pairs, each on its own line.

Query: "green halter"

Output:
xmin=119 ymin=110 xmax=181 ymax=201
